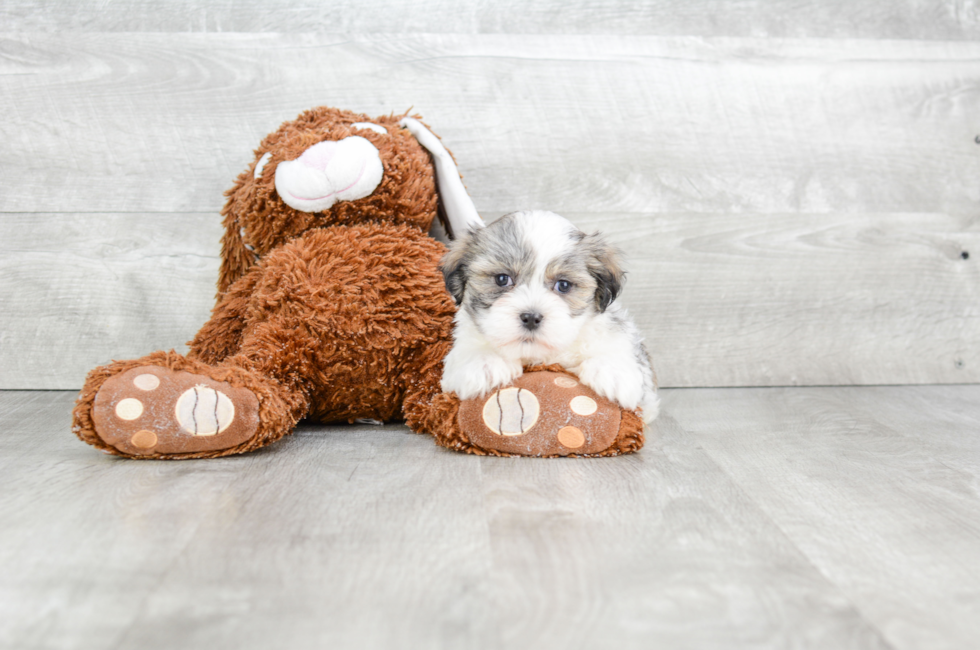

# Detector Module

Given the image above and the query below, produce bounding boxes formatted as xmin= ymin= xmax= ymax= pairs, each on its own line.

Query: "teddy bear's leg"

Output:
xmin=72 ymin=260 xmax=312 ymax=459
xmin=74 ymin=320 xmax=319 ymax=459
xmin=399 ymin=340 xmax=454 ymax=436
xmin=72 ymin=346 xmax=304 ymax=459
xmin=422 ymin=365 xmax=647 ymax=458
xmin=187 ymin=268 xmax=263 ymax=365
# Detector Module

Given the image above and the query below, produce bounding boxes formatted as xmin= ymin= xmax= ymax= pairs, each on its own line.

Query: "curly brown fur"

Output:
xmin=188 ymin=270 xmax=262 ymax=364
xmin=74 ymin=106 xmax=644 ymax=461
xmin=218 ymin=107 xmax=439 ymax=294
xmin=224 ymin=223 xmax=455 ymax=423
xmin=74 ymin=222 xmax=457 ymax=459
xmin=75 ymin=107 xmax=463 ymax=459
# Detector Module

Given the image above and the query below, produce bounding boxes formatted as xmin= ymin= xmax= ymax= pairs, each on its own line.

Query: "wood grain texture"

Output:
xmin=477 ymin=417 xmax=890 ymax=649
xmin=572 ymin=210 xmax=980 ymax=387
xmin=0 ymin=391 xmax=494 ymax=649
xmin=3 ymin=32 xmax=979 ymax=389
xmin=4 ymin=386 xmax=980 ymax=648
xmin=2 ymin=34 xmax=979 ymax=216
xmin=0 ymin=213 xmax=221 ymax=389
xmin=4 ymin=209 xmax=977 ymax=389
xmin=667 ymin=385 xmax=980 ymax=650
xmin=2 ymin=0 xmax=979 ymax=39
xmin=844 ymin=385 xmax=980 ymax=476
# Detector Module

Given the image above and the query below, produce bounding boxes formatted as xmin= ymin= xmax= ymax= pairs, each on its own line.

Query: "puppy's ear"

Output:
xmin=583 ymin=232 xmax=625 ymax=312
xmin=439 ymin=231 xmax=472 ymax=306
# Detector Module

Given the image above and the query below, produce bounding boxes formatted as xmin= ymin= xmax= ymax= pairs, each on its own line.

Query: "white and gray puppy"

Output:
xmin=439 ymin=210 xmax=659 ymax=423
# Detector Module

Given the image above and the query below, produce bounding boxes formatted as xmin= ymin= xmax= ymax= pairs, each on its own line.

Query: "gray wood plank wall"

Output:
xmin=2 ymin=5 xmax=979 ymax=389
xmin=4 ymin=1 xmax=980 ymax=39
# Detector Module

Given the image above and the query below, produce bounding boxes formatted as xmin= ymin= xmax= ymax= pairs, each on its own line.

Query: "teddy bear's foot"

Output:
xmin=435 ymin=368 xmax=645 ymax=457
xmin=88 ymin=365 xmax=260 ymax=458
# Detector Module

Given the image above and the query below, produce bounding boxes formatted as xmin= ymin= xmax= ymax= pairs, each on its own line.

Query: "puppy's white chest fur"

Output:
xmin=439 ymin=210 xmax=660 ymax=423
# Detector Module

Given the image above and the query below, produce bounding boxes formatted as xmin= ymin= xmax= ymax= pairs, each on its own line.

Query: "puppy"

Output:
xmin=439 ymin=210 xmax=659 ymax=423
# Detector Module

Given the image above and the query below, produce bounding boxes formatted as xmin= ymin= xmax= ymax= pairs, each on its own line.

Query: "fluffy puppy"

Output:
xmin=439 ymin=210 xmax=660 ymax=423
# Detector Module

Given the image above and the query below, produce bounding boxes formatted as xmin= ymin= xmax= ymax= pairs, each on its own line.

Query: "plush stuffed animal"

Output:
xmin=71 ymin=107 xmax=645 ymax=459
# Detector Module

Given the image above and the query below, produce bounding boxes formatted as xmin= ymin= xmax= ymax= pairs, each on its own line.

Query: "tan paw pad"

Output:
xmin=458 ymin=370 xmax=623 ymax=457
xmin=130 ymin=430 xmax=158 ymax=449
xmin=91 ymin=365 xmax=260 ymax=457
xmin=570 ymin=395 xmax=598 ymax=416
xmin=482 ymin=387 xmax=540 ymax=436
xmin=175 ymin=386 xmax=235 ymax=436
xmin=133 ymin=373 xmax=160 ymax=391
xmin=115 ymin=398 xmax=144 ymax=420
xmin=557 ymin=426 xmax=585 ymax=449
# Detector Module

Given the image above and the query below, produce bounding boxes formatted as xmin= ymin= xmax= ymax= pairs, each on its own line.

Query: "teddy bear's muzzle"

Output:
xmin=274 ymin=135 xmax=384 ymax=213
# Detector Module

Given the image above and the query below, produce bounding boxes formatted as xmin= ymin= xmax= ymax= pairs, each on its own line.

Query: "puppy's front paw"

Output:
xmin=574 ymin=358 xmax=644 ymax=411
xmin=441 ymin=352 xmax=522 ymax=400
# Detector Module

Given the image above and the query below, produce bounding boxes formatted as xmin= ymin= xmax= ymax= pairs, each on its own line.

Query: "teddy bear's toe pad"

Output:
xmin=92 ymin=366 xmax=259 ymax=456
xmin=458 ymin=371 xmax=621 ymax=456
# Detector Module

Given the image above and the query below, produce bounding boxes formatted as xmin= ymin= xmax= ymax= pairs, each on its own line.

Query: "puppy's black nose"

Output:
xmin=520 ymin=311 xmax=543 ymax=331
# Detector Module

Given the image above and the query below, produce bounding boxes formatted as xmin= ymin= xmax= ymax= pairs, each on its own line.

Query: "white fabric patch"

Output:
xmin=570 ymin=395 xmax=598 ymax=416
xmin=482 ymin=387 xmax=540 ymax=436
xmin=254 ymin=151 xmax=272 ymax=179
xmin=174 ymin=386 xmax=235 ymax=436
xmin=399 ymin=117 xmax=484 ymax=238
xmin=133 ymin=374 xmax=160 ymax=391
xmin=274 ymin=136 xmax=383 ymax=213
xmin=115 ymin=398 xmax=143 ymax=421
xmin=352 ymin=122 xmax=387 ymax=135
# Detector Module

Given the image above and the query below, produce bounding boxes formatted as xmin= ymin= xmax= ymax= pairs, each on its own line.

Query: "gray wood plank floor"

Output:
xmin=2 ymin=386 xmax=978 ymax=649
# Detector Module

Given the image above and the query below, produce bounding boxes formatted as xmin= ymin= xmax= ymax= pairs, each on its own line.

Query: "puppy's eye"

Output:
xmin=494 ymin=274 xmax=513 ymax=287
xmin=554 ymin=279 xmax=572 ymax=294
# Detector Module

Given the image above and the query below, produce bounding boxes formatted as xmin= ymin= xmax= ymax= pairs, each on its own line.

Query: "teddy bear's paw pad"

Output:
xmin=458 ymin=370 xmax=621 ymax=457
xmin=481 ymin=387 xmax=540 ymax=435
xmin=91 ymin=366 xmax=259 ymax=456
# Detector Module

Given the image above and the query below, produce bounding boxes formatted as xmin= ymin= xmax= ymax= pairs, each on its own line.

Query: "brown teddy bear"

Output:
xmin=71 ymin=107 xmax=645 ymax=459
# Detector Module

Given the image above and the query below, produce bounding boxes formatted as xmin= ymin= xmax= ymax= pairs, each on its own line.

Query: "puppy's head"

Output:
xmin=440 ymin=210 xmax=624 ymax=357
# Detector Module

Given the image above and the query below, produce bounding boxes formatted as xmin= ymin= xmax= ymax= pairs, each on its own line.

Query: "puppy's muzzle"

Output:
xmin=520 ymin=311 xmax=544 ymax=331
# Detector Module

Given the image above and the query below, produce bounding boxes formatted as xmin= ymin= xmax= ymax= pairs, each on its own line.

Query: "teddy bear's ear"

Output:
xmin=217 ymin=211 xmax=257 ymax=296
xmin=217 ymin=164 xmax=261 ymax=295
xmin=582 ymin=232 xmax=625 ymax=313
xmin=400 ymin=117 xmax=484 ymax=240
